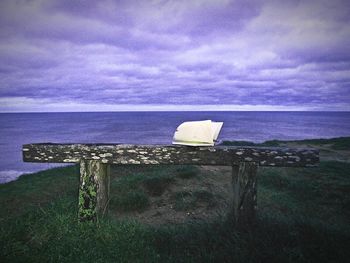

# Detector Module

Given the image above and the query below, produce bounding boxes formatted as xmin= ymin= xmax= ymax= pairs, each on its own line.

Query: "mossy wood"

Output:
xmin=79 ymin=160 xmax=110 ymax=222
xmin=22 ymin=143 xmax=319 ymax=223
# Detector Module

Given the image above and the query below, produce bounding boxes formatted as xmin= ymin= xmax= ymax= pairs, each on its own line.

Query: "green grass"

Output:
xmin=142 ymin=177 xmax=170 ymax=196
xmin=109 ymin=166 xmax=178 ymax=210
xmin=111 ymin=191 xmax=150 ymax=211
xmin=172 ymin=190 xmax=216 ymax=211
xmin=1 ymin=141 xmax=350 ymax=262
xmin=172 ymin=191 xmax=196 ymax=211
xmin=221 ymin=136 xmax=350 ymax=150
xmin=109 ymin=165 xmax=198 ymax=211
xmin=291 ymin=137 xmax=350 ymax=150
xmin=221 ymin=139 xmax=282 ymax=147
xmin=175 ymin=166 xmax=200 ymax=179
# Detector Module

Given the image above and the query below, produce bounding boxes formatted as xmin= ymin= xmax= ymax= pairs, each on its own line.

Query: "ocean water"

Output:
xmin=1 ymin=111 xmax=350 ymax=183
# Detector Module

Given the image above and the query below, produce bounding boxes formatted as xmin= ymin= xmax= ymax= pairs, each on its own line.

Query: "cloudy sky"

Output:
xmin=0 ymin=0 xmax=350 ymax=112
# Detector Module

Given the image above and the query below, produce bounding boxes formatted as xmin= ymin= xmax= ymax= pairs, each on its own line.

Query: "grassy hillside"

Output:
xmin=221 ymin=136 xmax=350 ymax=150
xmin=1 ymin=138 xmax=350 ymax=262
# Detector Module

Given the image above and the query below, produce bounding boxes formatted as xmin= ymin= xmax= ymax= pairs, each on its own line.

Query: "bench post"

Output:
xmin=78 ymin=160 xmax=110 ymax=222
xmin=231 ymin=162 xmax=258 ymax=225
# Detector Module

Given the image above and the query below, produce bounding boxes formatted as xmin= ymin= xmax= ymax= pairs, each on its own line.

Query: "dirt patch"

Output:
xmin=110 ymin=166 xmax=233 ymax=225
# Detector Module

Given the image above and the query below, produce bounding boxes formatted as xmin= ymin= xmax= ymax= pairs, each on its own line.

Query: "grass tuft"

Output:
xmin=111 ymin=191 xmax=149 ymax=211
xmin=142 ymin=175 xmax=174 ymax=196
xmin=175 ymin=166 xmax=200 ymax=179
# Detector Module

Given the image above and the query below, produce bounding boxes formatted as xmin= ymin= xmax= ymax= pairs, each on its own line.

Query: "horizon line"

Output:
xmin=1 ymin=110 xmax=350 ymax=113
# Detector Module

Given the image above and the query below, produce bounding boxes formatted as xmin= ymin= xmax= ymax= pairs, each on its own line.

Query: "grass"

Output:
xmin=290 ymin=137 xmax=350 ymax=150
xmin=1 ymin=138 xmax=350 ymax=262
xmin=172 ymin=191 xmax=196 ymax=211
xmin=109 ymin=165 xmax=198 ymax=211
xmin=221 ymin=136 xmax=350 ymax=150
xmin=109 ymin=166 xmax=179 ymax=210
xmin=172 ymin=190 xmax=216 ymax=211
xmin=175 ymin=166 xmax=200 ymax=179
xmin=111 ymin=191 xmax=150 ymax=211
xmin=142 ymin=175 xmax=174 ymax=196
xmin=221 ymin=139 xmax=282 ymax=147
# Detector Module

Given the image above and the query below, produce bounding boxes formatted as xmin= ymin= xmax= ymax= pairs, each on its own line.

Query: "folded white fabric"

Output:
xmin=172 ymin=120 xmax=223 ymax=146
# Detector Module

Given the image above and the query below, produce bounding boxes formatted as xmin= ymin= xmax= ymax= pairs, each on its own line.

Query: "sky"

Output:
xmin=0 ymin=0 xmax=350 ymax=112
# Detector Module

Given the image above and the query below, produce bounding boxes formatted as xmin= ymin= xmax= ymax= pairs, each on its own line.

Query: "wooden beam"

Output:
xmin=23 ymin=143 xmax=319 ymax=167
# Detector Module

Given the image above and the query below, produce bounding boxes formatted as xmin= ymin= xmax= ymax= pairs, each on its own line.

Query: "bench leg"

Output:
xmin=78 ymin=160 xmax=110 ymax=222
xmin=231 ymin=162 xmax=258 ymax=225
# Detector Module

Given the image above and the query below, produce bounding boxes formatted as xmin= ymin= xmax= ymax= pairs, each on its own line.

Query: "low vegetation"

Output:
xmin=175 ymin=166 xmax=200 ymax=179
xmin=172 ymin=190 xmax=216 ymax=211
xmin=1 ymin=138 xmax=350 ymax=262
xmin=221 ymin=136 xmax=350 ymax=150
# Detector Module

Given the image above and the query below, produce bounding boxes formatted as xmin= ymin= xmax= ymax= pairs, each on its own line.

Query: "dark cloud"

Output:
xmin=0 ymin=0 xmax=349 ymax=111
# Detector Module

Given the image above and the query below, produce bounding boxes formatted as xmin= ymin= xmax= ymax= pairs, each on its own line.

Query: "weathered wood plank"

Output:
xmin=78 ymin=160 xmax=110 ymax=222
xmin=231 ymin=162 xmax=258 ymax=225
xmin=23 ymin=143 xmax=319 ymax=167
xmin=96 ymin=163 xmax=110 ymax=216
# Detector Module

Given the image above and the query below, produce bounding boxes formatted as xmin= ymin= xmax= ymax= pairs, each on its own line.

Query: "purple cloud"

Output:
xmin=0 ymin=0 xmax=350 ymax=112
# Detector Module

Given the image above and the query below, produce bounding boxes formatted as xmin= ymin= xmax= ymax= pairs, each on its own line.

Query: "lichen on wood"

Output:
xmin=22 ymin=143 xmax=319 ymax=167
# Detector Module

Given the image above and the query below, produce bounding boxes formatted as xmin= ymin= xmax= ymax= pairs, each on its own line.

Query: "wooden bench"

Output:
xmin=23 ymin=143 xmax=319 ymax=224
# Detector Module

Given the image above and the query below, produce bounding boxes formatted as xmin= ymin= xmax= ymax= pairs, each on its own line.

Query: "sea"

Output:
xmin=1 ymin=111 xmax=350 ymax=183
